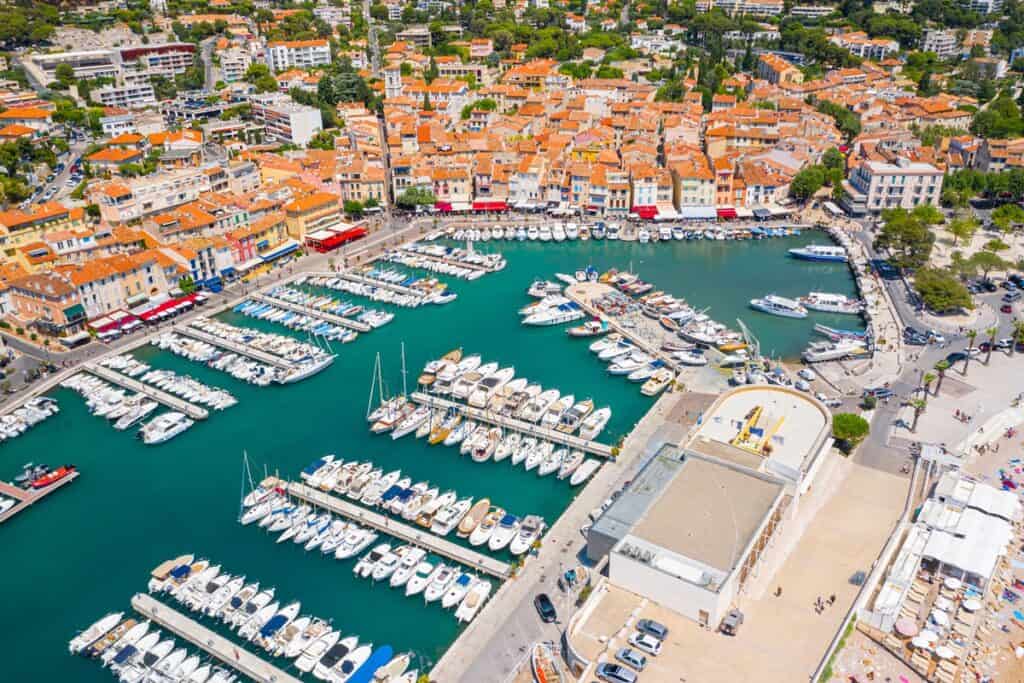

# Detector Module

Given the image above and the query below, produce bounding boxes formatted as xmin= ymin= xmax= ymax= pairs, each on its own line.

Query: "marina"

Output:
xmin=250 ymin=290 xmax=373 ymax=333
xmin=83 ymin=364 xmax=210 ymax=421
xmin=383 ymin=242 xmax=506 ymax=279
xmin=0 ymin=395 xmax=59 ymax=445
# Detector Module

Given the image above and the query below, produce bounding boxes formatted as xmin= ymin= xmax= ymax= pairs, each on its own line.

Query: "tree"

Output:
xmin=992 ymin=203 xmax=1024 ymax=232
xmin=933 ymin=359 xmax=951 ymax=396
xmin=971 ymin=95 xmax=1024 ymax=138
xmin=789 ymin=166 xmax=826 ymax=200
xmin=912 ymin=204 xmax=944 ymax=226
xmin=318 ymin=60 xmax=373 ymax=108
xmin=396 ymin=187 xmax=437 ymax=209
xmin=460 ymin=98 xmax=497 ymax=120
xmin=1012 ymin=320 xmax=1024 ymax=357
xmin=969 ymin=250 xmax=1007 ymax=280
xmin=874 ymin=208 xmax=935 ymax=270
xmin=921 ymin=371 xmax=937 ymax=404
xmin=343 ymin=199 xmax=364 ymax=217
xmin=832 ymin=413 xmax=870 ymax=452
xmin=909 ymin=398 xmax=927 ymax=433
xmin=307 ymin=130 xmax=337 ymax=150
xmin=985 ymin=325 xmax=998 ymax=365
xmin=178 ymin=275 xmax=196 ymax=294
xmin=947 ymin=214 xmax=978 ymax=246
xmin=245 ymin=63 xmax=278 ymax=93
xmin=822 ymin=147 xmax=845 ymax=172
xmin=55 ymin=63 xmax=75 ymax=87
xmin=914 ymin=267 xmax=973 ymax=312
xmin=964 ymin=329 xmax=978 ymax=375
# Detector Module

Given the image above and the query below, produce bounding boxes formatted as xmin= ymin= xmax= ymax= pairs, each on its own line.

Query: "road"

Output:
xmin=364 ymin=0 xmax=381 ymax=76
xmin=33 ymin=139 xmax=88 ymax=204
xmin=200 ymin=36 xmax=217 ymax=90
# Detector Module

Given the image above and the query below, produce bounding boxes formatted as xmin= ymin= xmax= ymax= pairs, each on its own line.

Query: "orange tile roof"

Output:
xmin=88 ymin=148 xmax=142 ymax=164
xmin=0 ymin=107 xmax=51 ymax=120
xmin=0 ymin=123 xmax=35 ymax=137
xmin=284 ymin=191 xmax=339 ymax=213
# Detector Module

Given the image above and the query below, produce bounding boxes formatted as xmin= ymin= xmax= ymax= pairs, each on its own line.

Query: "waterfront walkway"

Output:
xmin=131 ymin=593 xmax=302 ymax=683
xmin=175 ymin=326 xmax=293 ymax=370
xmin=0 ymin=471 xmax=79 ymax=525
xmin=250 ymin=292 xmax=371 ymax=333
xmin=285 ymin=481 xmax=512 ymax=579
xmin=84 ymin=364 xmax=209 ymax=420
xmin=409 ymin=392 xmax=613 ymax=458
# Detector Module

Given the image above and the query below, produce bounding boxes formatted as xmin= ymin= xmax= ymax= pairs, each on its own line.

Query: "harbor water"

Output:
xmin=0 ymin=233 xmax=861 ymax=681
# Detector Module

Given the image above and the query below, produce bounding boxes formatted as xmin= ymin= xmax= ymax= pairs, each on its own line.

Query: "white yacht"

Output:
xmin=138 ymin=412 xmax=194 ymax=445
xmin=441 ymin=573 xmax=475 ymax=609
xmin=467 ymin=367 xmax=515 ymax=408
xmin=488 ymin=514 xmax=521 ymax=551
xmin=578 ymin=407 xmax=611 ymax=441
xmin=423 ymin=565 xmax=458 ymax=603
xmin=788 ymin=244 xmax=848 ymax=262
xmin=749 ymin=294 xmax=808 ymax=319
xmin=799 ymin=291 xmax=864 ymax=315
xmin=802 ymin=338 xmax=869 ymax=363
xmin=455 ymin=580 xmax=492 ymax=623
xmin=404 ymin=561 xmax=437 ymax=597
xmin=509 ymin=515 xmax=545 ymax=555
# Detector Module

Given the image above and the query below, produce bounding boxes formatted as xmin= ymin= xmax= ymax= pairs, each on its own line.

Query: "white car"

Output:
xmin=628 ymin=632 xmax=662 ymax=656
xmin=797 ymin=368 xmax=817 ymax=381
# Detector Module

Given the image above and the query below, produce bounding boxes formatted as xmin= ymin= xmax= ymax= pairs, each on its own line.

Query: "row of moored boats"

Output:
xmin=151 ymin=333 xmax=277 ymax=386
xmin=263 ymin=283 xmax=397 ymax=325
xmin=0 ymin=396 xmax=58 ymax=443
xmin=61 ymin=374 xmax=194 ymax=444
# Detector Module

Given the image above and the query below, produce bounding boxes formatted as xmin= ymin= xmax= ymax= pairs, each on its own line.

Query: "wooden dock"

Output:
xmin=250 ymin=292 xmax=371 ymax=333
xmin=285 ymin=481 xmax=512 ymax=579
xmin=410 ymin=392 xmax=613 ymax=458
xmin=131 ymin=593 xmax=302 ymax=683
xmin=175 ymin=326 xmax=293 ymax=370
xmin=84 ymin=365 xmax=209 ymax=420
xmin=0 ymin=471 xmax=79 ymax=525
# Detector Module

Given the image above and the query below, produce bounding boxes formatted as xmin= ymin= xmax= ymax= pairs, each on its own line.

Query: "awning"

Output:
xmin=769 ymin=206 xmax=793 ymax=216
xmin=434 ymin=201 xmax=453 ymax=212
xmin=824 ymin=201 xmax=843 ymax=216
xmin=654 ymin=206 xmax=679 ymax=220
xmin=717 ymin=207 xmax=738 ymax=219
xmin=735 ymin=207 xmax=754 ymax=218
xmin=137 ymin=293 xmax=199 ymax=321
xmin=220 ymin=266 xmax=236 ymax=277
xmin=631 ymin=205 xmax=658 ymax=220
xmin=260 ymin=239 xmax=300 ymax=262
xmin=237 ymin=257 xmax=264 ymax=271
xmin=60 ymin=330 xmax=91 ymax=346
xmin=472 ymin=200 xmax=508 ymax=212
xmin=256 ymin=239 xmax=270 ymax=249
xmin=450 ymin=201 xmax=472 ymax=212
xmin=678 ymin=206 xmax=717 ymax=219
xmin=752 ymin=208 xmax=772 ymax=219
xmin=125 ymin=292 xmax=149 ymax=306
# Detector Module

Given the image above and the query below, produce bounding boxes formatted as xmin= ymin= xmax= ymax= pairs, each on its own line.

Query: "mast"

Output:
xmin=400 ymin=341 xmax=408 ymax=398
xmin=366 ymin=352 xmax=380 ymax=418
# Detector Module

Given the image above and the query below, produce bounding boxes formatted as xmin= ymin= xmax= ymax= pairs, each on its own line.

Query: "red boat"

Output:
xmin=31 ymin=465 xmax=76 ymax=489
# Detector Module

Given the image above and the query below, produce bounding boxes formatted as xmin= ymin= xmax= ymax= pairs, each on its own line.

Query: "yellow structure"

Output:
xmin=730 ymin=405 xmax=785 ymax=456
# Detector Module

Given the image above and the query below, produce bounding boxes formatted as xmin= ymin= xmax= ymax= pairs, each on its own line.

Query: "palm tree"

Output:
xmin=933 ymin=359 xmax=951 ymax=396
xmin=1013 ymin=320 xmax=1024 ymax=358
xmin=985 ymin=325 xmax=998 ymax=365
xmin=910 ymin=398 xmax=927 ymax=432
xmin=921 ymin=372 xmax=937 ymax=405
xmin=963 ymin=329 xmax=978 ymax=375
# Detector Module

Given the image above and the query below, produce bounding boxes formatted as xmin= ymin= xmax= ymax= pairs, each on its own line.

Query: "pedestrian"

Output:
xmin=775 ymin=586 xmax=782 ymax=597
xmin=828 ymin=594 xmax=836 ymax=605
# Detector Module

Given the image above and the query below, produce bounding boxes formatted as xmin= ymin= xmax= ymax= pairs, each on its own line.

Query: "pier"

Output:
xmin=175 ymin=326 xmax=293 ymax=370
xmin=312 ymin=270 xmax=427 ymax=300
xmin=84 ymin=364 xmax=209 ymax=420
xmin=409 ymin=392 xmax=614 ymax=458
xmin=0 ymin=471 xmax=79 ymax=525
xmin=397 ymin=247 xmax=490 ymax=275
xmin=285 ymin=481 xmax=513 ymax=579
xmin=131 ymin=593 xmax=302 ymax=683
xmin=250 ymin=292 xmax=372 ymax=333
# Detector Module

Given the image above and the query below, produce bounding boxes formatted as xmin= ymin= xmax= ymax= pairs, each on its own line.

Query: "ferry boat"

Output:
xmin=31 ymin=464 xmax=76 ymax=488
xmin=799 ymin=292 xmax=864 ymax=315
xmin=749 ymin=294 xmax=808 ymax=319
xmin=787 ymin=244 xmax=848 ymax=262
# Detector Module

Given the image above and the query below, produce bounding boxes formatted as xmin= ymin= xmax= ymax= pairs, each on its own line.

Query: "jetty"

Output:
xmin=0 ymin=471 xmax=79 ymax=525
xmin=175 ymin=326 xmax=293 ymax=370
xmin=396 ymin=248 xmax=490 ymax=274
xmin=250 ymin=292 xmax=371 ymax=333
xmin=409 ymin=392 xmax=614 ymax=458
xmin=314 ymin=270 xmax=427 ymax=300
xmin=285 ymin=480 xmax=512 ymax=579
xmin=84 ymin=364 xmax=209 ymax=420
xmin=131 ymin=593 xmax=302 ymax=683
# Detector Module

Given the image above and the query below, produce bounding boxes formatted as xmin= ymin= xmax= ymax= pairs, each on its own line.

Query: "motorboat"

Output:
xmin=455 ymin=579 xmax=492 ymax=623
xmin=799 ymin=291 xmax=864 ymax=315
xmin=417 ymin=348 xmax=462 ymax=386
xmin=488 ymin=514 xmax=521 ymax=551
xmin=389 ymin=547 xmax=428 ymax=588
xmin=522 ymin=302 xmax=585 ymax=326
xmin=517 ymin=389 xmax=559 ymax=423
xmin=526 ymin=280 xmax=562 ymax=298
xmin=295 ymin=630 xmax=340 ymax=673
xmin=510 ymin=515 xmax=545 ymax=555
xmin=423 ymin=565 xmax=458 ymax=603
xmin=642 ymin=368 xmax=675 ymax=396
xmin=470 ymin=427 xmax=502 ymax=463
xmin=493 ymin=432 xmax=521 ymax=462
xmin=637 ymin=228 xmax=650 ymax=243
xmin=788 ymin=244 xmax=848 ymax=262
xmin=578 ymin=407 xmax=611 ymax=441
xmin=229 ymin=588 xmax=275 ymax=629
xmin=673 ymin=349 xmax=708 ymax=366
xmin=538 ymin=448 xmax=564 ymax=477
xmin=138 ymin=412 xmax=194 ymax=445
xmin=557 ymin=450 xmax=585 ymax=479
xmin=570 ymin=459 xmax=601 ymax=486
xmin=750 ymin=294 xmax=808 ymax=319
xmin=567 ymin=320 xmax=609 ymax=337
xmin=238 ymin=600 xmax=281 ymax=641
xmin=608 ymin=352 xmax=652 ymax=375
xmin=802 ymin=338 xmax=869 ymax=363
xmin=457 ymin=498 xmax=490 ymax=537
xmin=451 ymin=361 xmax=499 ymax=399
xmin=556 ymin=399 xmax=594 ymax=434
xmin=441 ymin=573 xmax=475 ymax=609
xmin=334 ymin=528 xmax=379 ymax=560
xmin=589 ymin=333 xmax=622 ymax=353
xmin=70 ymin=613 xmax=125 ymax=654
xmin=431 ymin=497 xmax=472 ymax=535
xmin=390 ymin=405 xmax=431 ymax=439
xmin=467 ymin=367 xmax=515 ymax=408
xmin=334 ymin=643 xmax=373 ymax=681
xmin=468 ymin=507 xmax=504 ymax=546
xmin=312 ymin=635 xmax=357 ymax=681
xmin=404 ymin=561 xmax=437 ymax=597
xmin=540 ymin=394 xmax=573 ymax=429
xmin=353 ymin=543 xmax=391 ymax=579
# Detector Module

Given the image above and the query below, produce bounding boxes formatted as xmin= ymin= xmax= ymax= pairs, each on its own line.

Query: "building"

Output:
xmin=249 ymin=93 xmax=323 ymax=146
xmin=118 ymin=43 xmax=196 ymax=78
xmin=789 ymin=4 xmax=836 ymax=16
xmin=964 ymin=0 xmax=1002 ymax=13
xmin=219 ymin=48 xmax=254 ymax=83
xmin=921 ymin=29 xmax=958 ymax=59
xmin=91 ymin=168 xmax=213 ymax=224
xmin=588 ymin=385 xmax=833 ymax=629
xmin=264 ymin=40 xmax=332 ymax=73
xmin=829 ymin=31 xmax=900 ymax=60
xmin=842 ymin=157 xmax=944 ymax=215
xmin=94 ymin=82 xmax=157 ymax=109
xmin=283 ymin=191 xmax=343 ymax=239
xmin=697 ymin=0 xmax=784 ymax=15
xmin=976 ymin=138 xmax=1024 ymax=173
xmin=757 ymin=54 xmax=802 ymax=86
xmin=7 ymin=272 xmax=87 ymax=336
xmin=395 ymin=26 xmax=432 ymax=49
xmin=313 ymin=1 xmax=351 ymax=28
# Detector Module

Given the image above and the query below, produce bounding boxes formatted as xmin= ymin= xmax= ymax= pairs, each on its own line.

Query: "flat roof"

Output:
xmin=689 ymin=386 xmax=830 ymax=479
xmin=630 ymin=454 xmax=785 ymax=574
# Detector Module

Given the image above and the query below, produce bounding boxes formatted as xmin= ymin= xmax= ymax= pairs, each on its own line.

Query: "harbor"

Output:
xmin=249 ymin=291 xmax=373 ymax=333
xmin=0 ymin=232 xmax=865 ymax=683
xmin=130 ymin=593 xmax=303 ymax=683
xmin=84 ymin=364 xmax=210 ymax=420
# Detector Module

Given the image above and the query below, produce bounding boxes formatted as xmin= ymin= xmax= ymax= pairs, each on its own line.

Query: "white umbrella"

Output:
xmin=921 ymin=629 xmax=940 ymax=643
xmin=935 ymin=645 xmax=956 ymax=660
xmin=963 ymin=598 xmax=982 ymax=612
xmin=931 ymin=610 xmax=950 ymax=627
xmin=912 ymin=636 xmax=933 ymax=649
xmin=944 ymin=577 xmax=963 ymax=590
xmin=934 ymin=596 xmax=953 ymax=612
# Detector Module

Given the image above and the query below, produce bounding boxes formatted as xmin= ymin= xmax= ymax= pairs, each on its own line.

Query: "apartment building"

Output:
xmin=829 ymin=32 xmax=900 ymax=60
xmin=94 ymin=82 xmax=157 ymax=109
xmin=696 ymin=0 xmax=784 ymax=15
xmin=396 ymin=26 xmax=433 ymax=49
xmin=921 ymin=29 xmax=958 ymax=59
xmin=965 ymin=0 xmax=1002 ymax=13
xmin=976 ymin=138 xmax=1024 ymax=173
xmin=284 ymin=191 xmax=344 ymax=239
xmin=7 ymin=272 xmax=87 ymax=336
xmin=249 ymin=93 xmax=323 ymax=146
xmin=757 ymin=54 xmax=803 ymax=86
xmin=842 ymin=158 xmax=944 ymax=215
xmin=264 ymin=40 xmax=332 ymax=73
xmin=789 ymin=4 xmax=836 ymax=17
xmin=92 ymin=168 xmax=214 ymax=224
xmin=220 ymin=47 xmax=254 ymax=83
xmin=62 ymin=252 xmax=164 ymax=318
xmin=313 ymin=1 xmax=351 ymax=28
xmin=118 ymin=43 xmax=196 ymax=78
xmin=0 ymin=202 xmax=87 ymax=251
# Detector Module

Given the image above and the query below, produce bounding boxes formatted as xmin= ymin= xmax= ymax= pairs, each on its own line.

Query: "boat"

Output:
xmin=139 ymin=412 xmax=194 ymax=445
xmin=802 ymin=338 xmax=869 ymax=363
xmin=83 ymin=617 xmax=137 ymax=658
xmin=467 ymin=367 xmax=515 ymax=408
xmin=69 ymin=612 xmax=125 ymax=655
xmin=455 ymin=579 xmax=492 ymax=623
xmin=31 ymin=464 xmax=76 ymax=489
xmin=788 ymin=244 xmax=848 ymax=262
xmin=441 ymin=573 xmax=475 ymax=609
xmin=641 ymin=368 xmax=675 ymax=396
xmin=312 ymin=635 xmax=357 ymax=680
xmin=522 ymin=302 xmax=585 ymax=326
xmin=423 ymin=565 xmax=458 ymax=603
xmin=295 ymin=630 xmax=340 ymax=673
xmin=468 ymin=507 xmax=504 ymax=546
xmin=799 ymin=291 xmax=864 ymax=315
xmin=531 ymin=642 xmax=564 ymax=683
xmin=457 ymin=498 xmax=490 ymax=537
xmin=578 ymin=406 xmax=611 ymax=442
xmin=417 ymin=348 xmax=462 ymax=385
xmin=471 ymin=427 xmax=502 ymax=462
xmin=567 ymin=319 xmax=609 ymax=338
xmin=570 ymin=459 xmax=601 ymax=486
xmin=390 ymin=405 xmax=431 ymax=439
xmin=493 ymin=432 xmax=520 ymax=462
xmin=540 ymin=394 xmax=573 ymax=429
xmin=518 ymin=389 xmax=559 ymax=423
xmin=509 ymin=514 xmax=545 ymax=555
xmin=487 ymin=514 xmax=520 ymax=551
xmin=556 ymin=399 xmax=594 ymax=434
xmin=538 ymin=447 xmax=564 ymax=476
xmin=673 ymin=349 xmax=708 ymax=366
xmin=404 ymin=561 xmax=436 ymax=597
xmin=749 ymin=294 xmax=807 ymax=319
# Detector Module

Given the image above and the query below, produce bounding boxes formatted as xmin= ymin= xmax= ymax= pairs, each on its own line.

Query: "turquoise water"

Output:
xmin=0 ymin=234 xmax=859 ymax=681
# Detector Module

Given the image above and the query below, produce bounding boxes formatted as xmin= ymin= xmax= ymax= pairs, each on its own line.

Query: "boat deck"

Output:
xmin=84 ymin=365 xmax=209 ymax=420
xmin=284 ymin=480 xmax=513 ymax=579
xmin=409 ymin=392 xmax=614 ymax=458
xmin=0 ymin=470 xmax=79 ymax=525
xmin=131 ymin=593 xmax=302 ymax=683
xmin=251 ymin=292 xmax=372 ymax=333
xmin=175 ymin=326 xmax=294 ymax=370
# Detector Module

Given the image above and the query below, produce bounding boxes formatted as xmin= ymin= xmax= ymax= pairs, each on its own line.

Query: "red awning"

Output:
xmin=472 ymin=201 xmax=508 ymax=212
xmin=717 ymin=207 xmax=738 ymax=219
xmin=138 ymin=293 xmax=198 ymax=321
xmin=434 ymin=201 xmax=453 ymax=212
xmin=631 ymin=205 xmax=658 ymax=220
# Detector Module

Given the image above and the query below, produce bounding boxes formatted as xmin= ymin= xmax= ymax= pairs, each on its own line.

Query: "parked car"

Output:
xmin=596 ymin=663 xmax=638 ymax=683
xmin=1002 ymin=280 xmax=1018 ymax=291
xmin=928 ymin=331 xmax=946 ymax=344
xmin=995 ymin=338 xmax=1014 ymax=350
xmin=635 ymin=619 xmax=669 ymax=640
xmin=1009 ymin=274 xmax=1024 ymax=287
xmin=945 ymin=351 xmax=968 ymax=365
xmin=981 ymin=280 xmax=998 ymax=292
xmin=534 ymin=593 xmax=557 ymax=623
xmin=863 ymin=387 xmax=894 ymax=400
xmin=1001 ymin=304 xmax=1014 ymax=314
xmin=615 ymin=647 xmax=647 ymax=671
xmin=629 ymin=632 xmax=662 ymax=656
xmin=720 ymin=609 xmax=745 ymax=636
xmin=1004 ymin=292 xmax=1022 ymax=303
